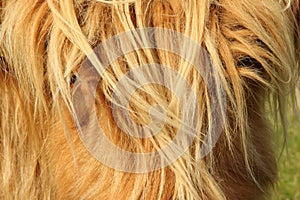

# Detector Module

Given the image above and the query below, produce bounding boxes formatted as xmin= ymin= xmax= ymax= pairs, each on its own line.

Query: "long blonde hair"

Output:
xmin=0 ymin=0 xmax=299 ymax=199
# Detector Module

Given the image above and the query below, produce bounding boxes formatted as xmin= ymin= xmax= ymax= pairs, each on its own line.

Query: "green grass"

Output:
xmin=272 ymin=111 xmax=300 ymax=200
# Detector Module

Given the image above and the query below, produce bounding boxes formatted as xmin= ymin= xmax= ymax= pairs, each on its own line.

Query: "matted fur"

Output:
xmin=0 ymin=0 xmax=299 ymax=199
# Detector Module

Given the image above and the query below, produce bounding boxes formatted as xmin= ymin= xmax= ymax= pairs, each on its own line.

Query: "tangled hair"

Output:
xmin=0 ymin=0 xmax=299 ymax=199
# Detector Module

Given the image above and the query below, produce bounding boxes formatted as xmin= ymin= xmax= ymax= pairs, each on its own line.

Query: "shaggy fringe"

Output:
xmin=0 ymin=0 xmax=299 ymax=199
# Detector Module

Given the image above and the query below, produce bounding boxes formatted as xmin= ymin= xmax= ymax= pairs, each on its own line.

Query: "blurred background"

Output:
xmin=272 ymin=87 xmax=300 ymax=200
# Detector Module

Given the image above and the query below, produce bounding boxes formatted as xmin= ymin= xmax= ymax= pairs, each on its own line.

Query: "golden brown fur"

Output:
xmin=0 ymin=0 xmax=299 ymax=199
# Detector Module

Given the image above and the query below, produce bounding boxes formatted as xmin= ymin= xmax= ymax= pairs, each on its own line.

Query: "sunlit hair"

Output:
xmin=0 ymin=0 xmax=299 ymax=199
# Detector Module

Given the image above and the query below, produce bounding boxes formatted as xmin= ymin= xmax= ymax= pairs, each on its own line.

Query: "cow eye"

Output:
xmin=236 ymin=56 xmax=260 ymax=68
xmin=70 ymin=74 xmax=77 ymax=85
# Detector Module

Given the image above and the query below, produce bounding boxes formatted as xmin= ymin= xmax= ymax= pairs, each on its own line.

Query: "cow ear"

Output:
xmin=293 ymin=1 xmax=300 ymax=94
xmin=291 ymin=0 xmax=300 ymax=82
xmin=292 ymin=0 xmax=300 ymax=52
